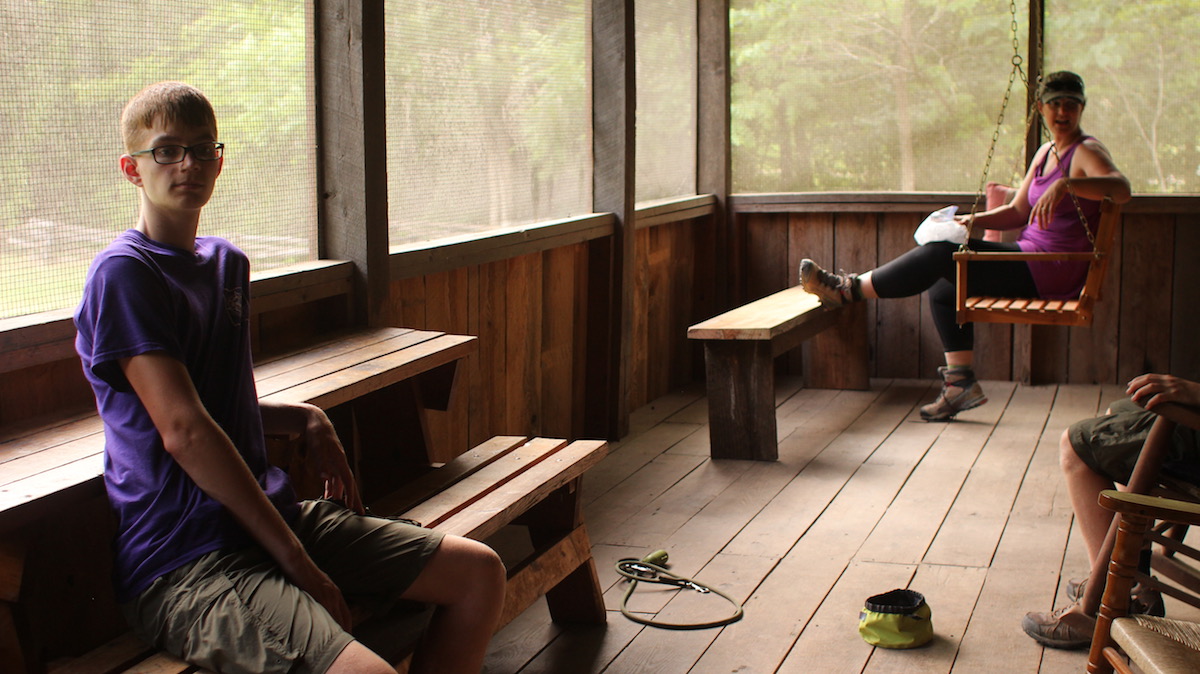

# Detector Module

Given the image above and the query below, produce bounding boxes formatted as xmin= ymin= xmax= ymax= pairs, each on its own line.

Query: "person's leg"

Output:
xmin=919 ymin=279 xmax=987 ymax=420
xmin=1022 ymin=403 xmax=1167 ymax=649
xmin=399 ymin=535 xmax=506 ymax=674
xmin=1061 ymin=428 xmax=1119 ymax=565
xmin=294 ymin=501 xmax=505 ymax=673
xmin=326 ymin=641 xmax=393 ymax=674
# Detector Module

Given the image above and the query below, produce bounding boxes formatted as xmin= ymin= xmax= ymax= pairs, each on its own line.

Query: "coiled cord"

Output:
xmin=615 ymin=550 xmax=744 ymax=630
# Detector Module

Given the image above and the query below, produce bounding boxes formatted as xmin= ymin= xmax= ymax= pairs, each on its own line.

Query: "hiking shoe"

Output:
xmin=1021 ymin=604 xmax=1096 ymax=650
xmin=1065 ymin=577 xmax=1165 ymax=617
xmin=799 ymin=258 xmax=858 ymax=307
xmin=920 ymin=366 xmax=988 ymax=421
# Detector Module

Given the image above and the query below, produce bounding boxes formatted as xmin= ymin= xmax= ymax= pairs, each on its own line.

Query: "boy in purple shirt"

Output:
xmin=74 ymin=81 xmax=504 ymax=674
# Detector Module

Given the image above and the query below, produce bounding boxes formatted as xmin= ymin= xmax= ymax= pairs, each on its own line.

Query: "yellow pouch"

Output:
xmin=858 ymin=589 xmax=933 ymax=649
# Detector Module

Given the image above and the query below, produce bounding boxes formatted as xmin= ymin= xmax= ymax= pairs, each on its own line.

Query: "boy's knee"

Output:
xmin=444 ymin=537 xmax=505 ymax=590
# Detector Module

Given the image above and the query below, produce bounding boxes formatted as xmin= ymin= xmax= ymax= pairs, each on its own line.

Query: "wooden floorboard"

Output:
xmin=482 ymin=378 xmax=1180 ymax=673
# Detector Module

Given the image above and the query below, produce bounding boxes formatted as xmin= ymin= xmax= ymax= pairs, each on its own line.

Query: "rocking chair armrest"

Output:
xmin=952 ymin=251 xmax=1100 ymax=263
xmin=1098 ymin=489 xmax=1200 ymax=525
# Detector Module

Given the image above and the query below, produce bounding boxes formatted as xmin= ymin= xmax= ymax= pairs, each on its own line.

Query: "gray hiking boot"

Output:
xmin=1021 ymin=604 xmax=1096 ymax=649
xmin=799 ymin=258 xmax=858 ymax=307
xmin=920 ymin=366 xmax=987 ymax=421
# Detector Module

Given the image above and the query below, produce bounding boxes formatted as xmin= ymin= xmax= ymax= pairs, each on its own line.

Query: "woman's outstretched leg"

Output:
xmin=799 ymin=245 xmax=987 ymax=420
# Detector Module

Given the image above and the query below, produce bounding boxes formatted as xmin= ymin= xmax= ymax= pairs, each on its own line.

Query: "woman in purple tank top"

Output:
xmin=798 ymin=71 xmax=1132 ymax=421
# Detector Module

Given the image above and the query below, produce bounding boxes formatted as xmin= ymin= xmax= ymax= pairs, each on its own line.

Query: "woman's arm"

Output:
xmin=1028 ymin=139 xmax=1132 ymax=227
xmin=1067 ymin=138 xmax=1132 ymax=203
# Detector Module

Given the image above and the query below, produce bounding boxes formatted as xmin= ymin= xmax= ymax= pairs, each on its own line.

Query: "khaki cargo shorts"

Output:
xmin=122 ymin=500 xmax=444 ymax=674
xmin=1069 ymin=398 xmax=1200 ymax=487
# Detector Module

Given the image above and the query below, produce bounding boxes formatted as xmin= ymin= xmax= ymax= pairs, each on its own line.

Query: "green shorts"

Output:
xmin=1069 ymin=398 xmax=1200 ymax=487
xmin=122 ymin=500 xmax=444 ymax=674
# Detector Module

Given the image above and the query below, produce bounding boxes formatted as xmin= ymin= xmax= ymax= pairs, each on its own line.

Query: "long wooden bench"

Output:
xmin=687 ymin=285 xmax=869 ymax=461
xmin=0 ymin=326 xmax=485 ymax=672
xmin=33 ymin=435 xmax=608 ymax=674
xmin=0 ymin=327 xmax=476 ymax=532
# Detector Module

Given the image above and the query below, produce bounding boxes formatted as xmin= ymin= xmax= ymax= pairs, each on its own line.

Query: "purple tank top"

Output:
xmin=1018 ymin=137 xmax=1103 ymax=300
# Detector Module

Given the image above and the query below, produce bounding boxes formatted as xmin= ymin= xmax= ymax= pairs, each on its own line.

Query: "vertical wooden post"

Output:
xmin=314 ymin=0 xmax=391 ymax=328
xmin=587 ymin=0 xmax=636 ymax=440
xmin=1025 ymin=0 xmax=1044 ymax=169
xmin=698 ymin=0 xmax=731 ymax=314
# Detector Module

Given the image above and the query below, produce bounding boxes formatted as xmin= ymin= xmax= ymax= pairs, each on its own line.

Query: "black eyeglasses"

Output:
xmin=130 ymin=142 xmax=224 ymax=165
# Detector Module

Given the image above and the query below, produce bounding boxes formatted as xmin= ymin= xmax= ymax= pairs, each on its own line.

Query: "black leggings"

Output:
xmin=870 ymin=240 xmax=1039 ymax=353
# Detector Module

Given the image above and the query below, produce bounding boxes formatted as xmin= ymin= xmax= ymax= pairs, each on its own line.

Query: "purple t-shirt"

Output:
xmin=1018 ymin=137 xmax=1103 ymax=299
xmin=74 ymin=229 xmax=297 ymax=602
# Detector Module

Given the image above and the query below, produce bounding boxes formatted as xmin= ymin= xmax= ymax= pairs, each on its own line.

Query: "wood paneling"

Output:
xmin=1118 ymin=214 xmax=1174 ymax=383
xmin=1172 ymin=214 xmax=1200 ymax=382
xmin=875 ymin=213 xmax=923 ymax=378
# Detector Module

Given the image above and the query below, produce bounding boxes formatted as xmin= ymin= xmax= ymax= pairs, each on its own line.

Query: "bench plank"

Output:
xmin=46 ymin=633 xmax=161 ymax=674
xmin=254 ymin=329 xmax=433 ymax=396
xmin=398 ymin=437 xmax=569 ymax=529
xmin=260 ymin=334 xmax=476 ymax=410
xmin=429 ymin=440 xmax=607 ymax=541
xmin=687 ymin=286 xmax=825 ymax=341
xmin=368 ymin=436 xmax=530 ymax=516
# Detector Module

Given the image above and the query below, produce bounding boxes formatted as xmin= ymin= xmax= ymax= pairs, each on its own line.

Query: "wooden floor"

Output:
xmin=481 ymin=376 xmax=1200 ymax=673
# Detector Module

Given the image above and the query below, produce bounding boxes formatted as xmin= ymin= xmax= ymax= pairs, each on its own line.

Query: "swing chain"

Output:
xmin=962 ymin=0 xmax=1028 ymax=248
xmin=964 ymin=0 xmax=1094 ymax=257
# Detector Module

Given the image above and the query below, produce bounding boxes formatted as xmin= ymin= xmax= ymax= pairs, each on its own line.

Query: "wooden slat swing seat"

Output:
xmin=954 ymin=196 xmax=1121 ymax=327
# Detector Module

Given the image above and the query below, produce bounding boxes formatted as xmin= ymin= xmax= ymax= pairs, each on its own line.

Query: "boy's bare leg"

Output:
xmin=403 ymin=536 xmax=507 ymax=673
xmin=327 ymin=641 xmax=394 ymax=674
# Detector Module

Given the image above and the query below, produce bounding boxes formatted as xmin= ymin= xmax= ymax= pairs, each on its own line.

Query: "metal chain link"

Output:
xmin=962 ymin=0 xmax=1026 ymax=248
xmin=963 ymin=0 xmax=1094 ymax=255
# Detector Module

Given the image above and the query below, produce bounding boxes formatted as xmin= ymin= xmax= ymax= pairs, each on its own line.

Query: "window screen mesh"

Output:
xmin=636 ymin=0 xmax=698 ymax=204
xmin=730 ymin=0 xmax=1029 ymax=194
xmin=1047 ymin=0 xmax=1199 ymax=193
xmin=385 ymin=0 xmax=592 ymax=247
xmin=0 ymin=1 xmax=316 ymax=321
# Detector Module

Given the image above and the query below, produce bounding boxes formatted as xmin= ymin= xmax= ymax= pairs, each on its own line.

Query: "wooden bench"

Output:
xmin=0 ymin=327 xmax=475 ymax=531
xmin=32 ymin=435 xmax=609 ymax=674
xmin=0 ymin=326 xmax=485 ymax=672
xmin=687 ymin=285 xmax=869 ymax=461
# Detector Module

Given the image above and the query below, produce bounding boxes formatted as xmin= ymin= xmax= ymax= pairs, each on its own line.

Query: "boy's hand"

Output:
xmin=1127 ymin=373 xmax=1200 ymax=410
xmin=281 ymin=547 xmax=354 ymax=630
xmin=302 ymin=407 xmax=364 ymax=514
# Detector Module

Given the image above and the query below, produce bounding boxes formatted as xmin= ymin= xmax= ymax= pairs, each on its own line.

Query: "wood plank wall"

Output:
xmin=734 ymin=198 xmax=1200 ymax=385
xmin=385 ymin=214 xmax=716 ymax=458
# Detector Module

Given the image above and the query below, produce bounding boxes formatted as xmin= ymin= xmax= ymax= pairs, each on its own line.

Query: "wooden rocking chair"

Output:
xmin=954 ymin=196 xmax=1121 ymax=327
xmin=1084 ymin=401 xmax=1200 ymax=674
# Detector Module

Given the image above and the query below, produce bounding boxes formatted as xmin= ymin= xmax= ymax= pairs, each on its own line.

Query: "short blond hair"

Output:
xmin=120 ymin=82 xmax=218 ymax=152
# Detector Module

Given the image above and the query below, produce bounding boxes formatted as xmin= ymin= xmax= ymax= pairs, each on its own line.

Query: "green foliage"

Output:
xmin=730 ymin=0 xmax=1199 ymax=194
xmin=0 ymin=0 xmax=315 ymax=320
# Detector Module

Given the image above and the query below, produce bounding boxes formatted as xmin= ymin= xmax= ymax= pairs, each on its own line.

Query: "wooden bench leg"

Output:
xmin=804 ymin=301 xmax=870 ymax=390
xmin=703 ymin=340 xmax=777 ymax=461
xmin=517 ymin=478 xmax=606 ymax=626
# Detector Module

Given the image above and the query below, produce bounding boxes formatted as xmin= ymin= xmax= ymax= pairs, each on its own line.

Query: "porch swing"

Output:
xmin=952 ymin=5 xmax=1121 ymax=328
